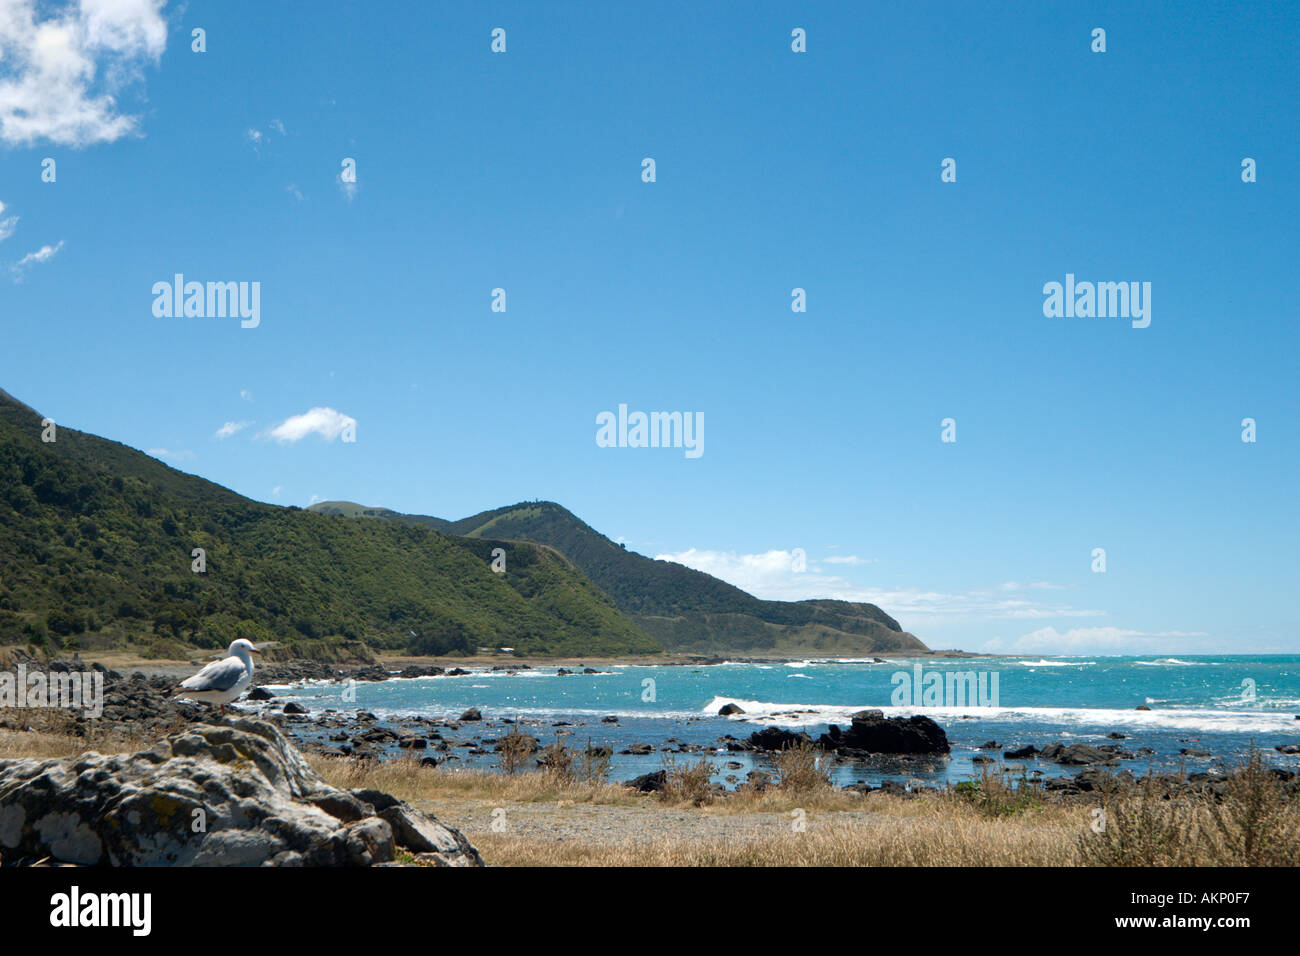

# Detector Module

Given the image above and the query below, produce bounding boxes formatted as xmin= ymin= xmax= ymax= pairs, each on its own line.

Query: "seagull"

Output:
xmin=175 ymin=638 xmax=261 ymax=712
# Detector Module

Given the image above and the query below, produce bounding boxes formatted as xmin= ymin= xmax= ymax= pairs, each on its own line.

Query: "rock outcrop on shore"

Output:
xmin=818 ymin=710 xmax=950 ymax=755
xmin=0 ymin=717 xmax=483 ymax=867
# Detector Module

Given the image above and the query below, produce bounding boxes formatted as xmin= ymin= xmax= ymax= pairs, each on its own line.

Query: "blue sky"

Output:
xmin=1 ymin=1 xmax=1297 ymax=654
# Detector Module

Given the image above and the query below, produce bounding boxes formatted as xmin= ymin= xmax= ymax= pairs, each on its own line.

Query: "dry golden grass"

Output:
xmin=309 ymin=753 xmax=644 ymax=806
xmin=0 ymin=708 xmax=153 ymax=759
xmin=467 ymin=807 xmax=1085 ymax=867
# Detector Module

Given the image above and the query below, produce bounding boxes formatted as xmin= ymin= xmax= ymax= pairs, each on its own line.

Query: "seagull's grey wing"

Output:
xmin=180 ymin=656 xmax=247 ymax=692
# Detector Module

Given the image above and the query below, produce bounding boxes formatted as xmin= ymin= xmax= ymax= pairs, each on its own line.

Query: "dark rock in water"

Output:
xmin=725 ymin=761 xmax=743 ymax=770
xmin=1059 ymin=744 xmax=1111 ymax=765
xmin=445 ymin=668 xmax=471 ymax=677
xmin=744 ymin=769 xmax=776 ymax=791
xmin=459 ymin=707 xmax=482 ymax=721
xmin=842 ymin=781 xmax=874 ymax=794
xmin=247 ymin=686 xmax=274 ymax=701
xmin=622 ymin=742 xmax=654 ymax=755
xmin=1004 ymin=745 xmax=1038 ymax=760
xmin=582 ymin=668 xmax=600 ymax=674
xmin=420 ymin=756 xmax=439 ymax=767
xmin=601 ymin=715 xmax=619 ymax=723
xmin=850 ymin=709 xmax=885 ymax=722
xmin=1180 ymin=748 xmax=1212 ymax=758
xmin=1276 ymin=744 xmax=1300 ymax=755
xmin=0 ymin=718 xmax=482 ymax=866
xmin=977 ymin=740 xmax=999 ymax=750
xmin=1042 ymin=743 xmax=1113 ymax=765
xmin=972 ymin=755 xmax=993 ymax=764
xmin=397 ymin=736 xmax=428 ymax=749
xmin=820 ymin=712 xmax=949 ymax=755
xmin=747 ymin=727 xmax=813 ymax=751
xmin=718 ymin=703 xmax=745 ymax=716
xmin=556 ymin=668 xmax=572 ymax=676
xmin=283 ymin=702 xmax=308 ymax=715
xmin=1136 ymin=705 xmax=1151 ymax=711
xmin=1074 ymin=768 xmax=1131 ymax=792
xmin=398 ymin=665 xmax=445 ymax=679
xmin=1107 ymin=732 xmax=1127 ymax=740
xmin=624 ymin=770 xmax=667 ymax=792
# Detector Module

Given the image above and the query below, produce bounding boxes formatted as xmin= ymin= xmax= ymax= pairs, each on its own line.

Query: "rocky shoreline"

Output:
xmin=3 ymin=651 xmax=1298 ymax=803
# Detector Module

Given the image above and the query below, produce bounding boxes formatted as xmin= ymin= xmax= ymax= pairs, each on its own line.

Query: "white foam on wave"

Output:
xmin=1015 ymin=659 xmax=1095 ymax=667
xmin=702 ymin=696 xmax=1300 ymax=735
xmin=1133 ymin=658 xmax=1213 ymax=667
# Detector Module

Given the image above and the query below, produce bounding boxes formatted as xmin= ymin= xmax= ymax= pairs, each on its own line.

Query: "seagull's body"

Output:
xmin=176 ymin=639 xmax=260 ymax=711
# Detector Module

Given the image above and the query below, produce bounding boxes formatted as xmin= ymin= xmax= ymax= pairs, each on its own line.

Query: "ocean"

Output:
xmin=265 ymin=655 xmax=1300 ymax=789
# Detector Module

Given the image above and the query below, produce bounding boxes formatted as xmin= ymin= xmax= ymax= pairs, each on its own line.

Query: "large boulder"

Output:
xmin=0 ymin=717 xmax=482 ymax=867
xmin=819 ymin=712 xmax=950 ymax=755
xmin=746 ymin=727 xmax=814 ymax=751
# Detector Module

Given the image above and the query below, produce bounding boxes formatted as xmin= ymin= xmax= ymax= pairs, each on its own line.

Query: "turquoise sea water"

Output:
xmin=266 ymin=655 xmax=1300 ymax=788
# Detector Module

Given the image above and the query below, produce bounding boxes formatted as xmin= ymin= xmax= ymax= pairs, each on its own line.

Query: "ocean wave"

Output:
xmin=1015 ymin=659 xmax=1095 ymax=667
xmin=701 ymin=696 xmax=1300 ymax=735
xmin=1133 ymin=658 xmax=1213 ymax=667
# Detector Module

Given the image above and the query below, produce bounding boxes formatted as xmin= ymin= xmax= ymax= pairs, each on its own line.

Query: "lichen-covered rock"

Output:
xmin=0 ymin=717 xmax=483 ymax=867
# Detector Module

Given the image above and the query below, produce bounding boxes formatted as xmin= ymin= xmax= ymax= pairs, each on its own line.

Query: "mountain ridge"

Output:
xmin=310 ymin=499 xmax=930 ymax=656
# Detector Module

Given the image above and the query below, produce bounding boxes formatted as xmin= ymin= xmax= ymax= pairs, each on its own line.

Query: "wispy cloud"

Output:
xmin=11 ymin=239 xmax=65 ymax=280
xmin=263 ymin=406 xmax=356 ymax=443
xmin=0 ymin=0 xmax=167 ymax=147
xmin=982 ymin=626 xmax=1213 ymax=656
xmin=147 ymin=447 xmax=195 ymax=462
xmin=654 ymin=548 xmax=1104 ymax=625
xmin=0 ymin=201 xmax=17 ymax=242
xmin=214 ymin=420 xmax=251 ymax=440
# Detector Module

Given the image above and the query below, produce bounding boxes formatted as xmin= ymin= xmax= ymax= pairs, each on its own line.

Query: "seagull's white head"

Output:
xmin=229 ymin=639 xmax=261 ymax=658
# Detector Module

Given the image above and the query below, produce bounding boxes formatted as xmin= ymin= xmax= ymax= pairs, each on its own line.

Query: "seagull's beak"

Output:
xmin=249 ymin=646 xmax=262 ymax=654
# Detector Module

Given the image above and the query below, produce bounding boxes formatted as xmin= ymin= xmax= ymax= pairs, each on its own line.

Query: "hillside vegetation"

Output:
xmin=312 ymin=500 xmax=929 ymax=655
xmin=0 ymin=389 xmax=658 ymax=658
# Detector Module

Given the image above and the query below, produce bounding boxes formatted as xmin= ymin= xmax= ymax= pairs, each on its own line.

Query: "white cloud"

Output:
xmin=823 ymin=554 xmax=874 ymax=565
xmin=271 ymin=485 xmax=283 ymax=499
xmin=336 ymin=172 xmax=356 ymax=201
xmin=239 ymin=389 xmax=253 ymax=402
xmin=0 ymin=201 xmax=17 ymax=242
xmin=0 ymin=0 xmax=168 ymax=147
xmin=10 ymin=239 xmax=65 ymax=280
xmin=653 ymin=547 xmax=1105 ymax=625
xmin=146 ymin=447 xmax=194 ymax=462
xmin=264 ymin=406 xmax=355 ymax=443
xmin=214 ymin=420 xmax=250 ymax=439
xmin=982 ymin=626 xmax=1213 ymax=656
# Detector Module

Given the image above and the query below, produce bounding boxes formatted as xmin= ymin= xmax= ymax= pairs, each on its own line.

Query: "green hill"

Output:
xmin=310 ymin=500 xmax=930 ymax=656
xmin=0 ymin=389 xmax=658 ymax=658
